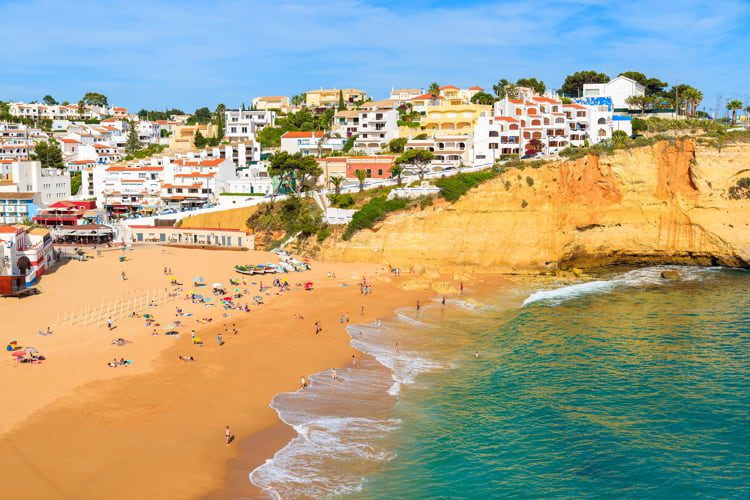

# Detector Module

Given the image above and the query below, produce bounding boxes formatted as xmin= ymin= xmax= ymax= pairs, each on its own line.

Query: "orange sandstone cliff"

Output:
xmin=320 ymin=139 xmax=750 ymax=273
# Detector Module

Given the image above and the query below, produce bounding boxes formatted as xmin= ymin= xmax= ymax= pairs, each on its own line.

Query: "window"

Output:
xmin=378 ymin=169 xmax=383 ymax=176
xmin=597 ymin=117 xmax=606 ymax=125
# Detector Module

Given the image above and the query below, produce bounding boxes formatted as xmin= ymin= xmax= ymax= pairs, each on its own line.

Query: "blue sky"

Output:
xmin=1 ymin=0 xmax=748 ymax=115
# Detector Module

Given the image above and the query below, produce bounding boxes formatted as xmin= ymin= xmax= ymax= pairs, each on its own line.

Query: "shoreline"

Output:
xmin=208 ymin=275 xmax=522 ymax=499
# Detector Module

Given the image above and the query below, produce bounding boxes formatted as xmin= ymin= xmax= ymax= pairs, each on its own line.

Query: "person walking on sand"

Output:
xmin=107 ymin=317 xmax=113 ymax=330
xmin=416 ymin=300 xmax=421 ymax=312
xmin=460 ymin=282 xmax=464 ymax=295
xmin=442 ymin=296 xmax=446 ymax=306
xmin=331 ymin=368 xmax=338 ymax=383
xmin=314 ymin=321 xmax=322 ymax=335
xmin=352 ymin=355 xmax=357 ymax=367
xmin=301 ymin=376 xmax=307 ymax=390
xmin=121 ymin=271 xmax=127 ymax=281
xmin=225 ymin=426 xmax=232 ymax=446
xmin=360 ymin=306 xmax=365 ymax=317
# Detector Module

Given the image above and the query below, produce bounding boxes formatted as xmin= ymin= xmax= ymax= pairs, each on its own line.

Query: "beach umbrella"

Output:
xmin=212 ymin=283 xmax=223 ymax=289
xmin=168 ymin=275 xmax=177 ymax=281
xmin=143 ymin=314 xmax=153 ymax=319
xmin=223 ymin=296 xmax=233 ymax=301
xmin=11 ymin=350 xmax=26 ymax=357
xmin=193 ymin=276 xmax=204 ymax=284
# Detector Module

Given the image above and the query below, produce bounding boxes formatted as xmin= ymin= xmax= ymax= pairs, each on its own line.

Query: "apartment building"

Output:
xmin=95 ymin=164 xmax=165 ymax=217
xmin=168 ymin=124 xmax=219 ymax=152
xmin=582 ymin=76 xmax=646 ymax=112
xmin=353 ymin=108 xmax=399 ymax=153
xmin=389 ymin=88 xmax=423 ymax=104
xmin=251 ymin=96 xmax=290 ymax=113
xmin=0 ymin=192 xmax=41 ymax=224
xmin=411 ymin=86 xmax=484 ymax=112
xmin=0 ymin=225 xmax=56 ymax=290
xmin=0 ymin=160 xmax=70 ymax=205
xmin=161 ymin=157 xmax=234 ymax=209
xmin=305 ymin=88 xmax=367 ymax=109
xmin=421 ymin=104 xmax=492 ymax=135
xmin=404 ymin=136 xmax=472 ymax=168
xmin=224 ymin=109 xmax=276 ymax=142
xmin=333 ymin=111 xmax=360 ymax=138
xmin=8 ymin=102 xmax=111 ymax=121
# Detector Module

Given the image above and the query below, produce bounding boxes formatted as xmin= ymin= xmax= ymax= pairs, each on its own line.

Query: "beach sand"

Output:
xmin=0 ymin=245 xmax=426 ymax=499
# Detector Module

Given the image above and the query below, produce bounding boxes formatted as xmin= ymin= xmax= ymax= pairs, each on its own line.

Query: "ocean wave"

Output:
xmin=250 ymin=315 xmax=457 ymax=499
xmin=522 ymin=266 xmax=716 ymax=307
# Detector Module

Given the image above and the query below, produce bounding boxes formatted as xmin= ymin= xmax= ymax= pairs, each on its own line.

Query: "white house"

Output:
xmin=582 ymin=76 xmax=646 ymax=112
xmin=0 ymin=160 xmax=70 ymax=205
xmin=280 ymin=131 xmax=345 ymax=156
xmin=224 ymin=109 xmax=276 ymax=142
xmin=353 ymin=108 xmax=399 ymax=153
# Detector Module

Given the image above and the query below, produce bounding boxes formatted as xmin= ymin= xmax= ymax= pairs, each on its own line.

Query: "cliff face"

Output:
xmin=321 ymin=139 xmax=750 ymax=273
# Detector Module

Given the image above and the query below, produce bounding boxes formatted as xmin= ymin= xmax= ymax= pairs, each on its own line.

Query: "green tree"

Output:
xmin=77 ymin=100 xmax=85 ymax=117
xmin=428 ymin=82 xmax=441 ymax=100
xmin=390 ymin=164 xmax=404 ymax=186
xmin=328 ymin=175 xmax=344 ymax=197
xmin=470 ymin=91 xmax=496 ymax=105
xmin=727 ymin=99 xmax=744 ymax=125
xmin=190 ymin=107 xmax=212 ymax=124
xmin=414 ymin=133 xmax=429 ymax=140
xmin=492 ymin=79 xmax=511 ymax=98
xmin=611 ymin=130 xmax=629 ymax=146
xmin=342 ymin=134 xmax=357 ymax=153
xmin=515 ymin=78 xmax=545 ymax=95
xmin=70 ymin=171 xmax=82 ymax=196
xmin=388 ymin=137 xmax=408 ymax=153
xmin=194 ymin=130 xmax=207 ymax=148
xmin=396 ymin=149 xmax=435 ymax=180
xmin=626 ymin=95 xmax=649 ymax=114
xmin=214 ymin=103 xmax=226 ymax=139
xmin=31 ymin=140 xmax=64 ymax=169
xmin=82 ymin=92 xmax=108 ymax=107
xmin=681 ymin=87 xmax=703 ymax=118
xmin=268 ymin=151 xmax=322 ymax=194
xmin=354 ymin=169 xmax=367 ymax=192
xmin=42 ymin=95 xmax=58 ymax=106
xmin=618 ymin=71 xmax=669 ymax=95
xmin=125 ymin=121 xmax=142 ymax=155
xmin=291 ymin=93 xmax=306 ymax=107
xmin=338 ymin=90 xmax=346 ymax=110
xmin=258 ymin=126 xmax=284 ymax=148
xmin=560 ymin=70 xmax=610 ymax=97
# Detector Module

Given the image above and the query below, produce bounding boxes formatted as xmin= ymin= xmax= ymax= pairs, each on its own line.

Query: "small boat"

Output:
xmin=235 ymin=265 xmax=254 ymax=275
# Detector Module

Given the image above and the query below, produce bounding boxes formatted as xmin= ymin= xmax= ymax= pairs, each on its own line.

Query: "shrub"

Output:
xmin=331 ymin=193 xmax=354 ymax=208
xmin=436 ymin=170 xmax=498 ymax=202
xmin=418 ymin=195 xmax=434 ymax=210
xmin=343 ymin=196 xmax=408 ymax=240
xmin=316 ymin=226 xmax=331 ymax=242
xmin=728 ymin=177 xmax=750 ymax=199
xmin=521 ymin=199 xmax=528 ymax=208
xmin=526 ymin=176 xmax=534 ymax=187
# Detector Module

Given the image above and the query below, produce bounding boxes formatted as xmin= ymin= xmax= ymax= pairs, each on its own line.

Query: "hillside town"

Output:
xmin=0 ymin=71 xmax=743 ymax=293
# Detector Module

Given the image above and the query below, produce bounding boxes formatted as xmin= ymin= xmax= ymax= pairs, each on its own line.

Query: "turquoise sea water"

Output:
xmin=252 ymin=267 xmax=750 ymax=498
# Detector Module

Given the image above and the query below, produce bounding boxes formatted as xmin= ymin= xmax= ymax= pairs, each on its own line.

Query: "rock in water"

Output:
xmin=661 ymin=270 xmax=681 ymax=280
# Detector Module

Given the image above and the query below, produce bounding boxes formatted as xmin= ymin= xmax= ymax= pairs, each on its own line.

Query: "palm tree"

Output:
xmin=354 ymin=169 xmax=367 ymax=192
xmin=328 ymin=175 xmax=344 ymax=197
xmin=390 ymin=165 xmax=404 ymax=186
xmin=428 ymin=82 xmax=441 ymax=105
xmin=727 ymin=99 xmax=743 ymax=124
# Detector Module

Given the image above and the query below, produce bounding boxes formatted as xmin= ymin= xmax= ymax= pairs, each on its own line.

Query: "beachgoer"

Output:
xmin=474 ymin=351 xmax=479 ymax=359
xmin=360 ymin=306 xmax=365 ymax=316
xmin=152 ymin=329 xmax=158 ymax=336
xmin=217 ymin=334 xmax=224 ymax=346
xmin=331 ymin=368 xmax=337 ymax=382
xmin=352 ymin=355 xmax=356 ymax=367
xmin=314 ymin=321 xmax=322 ymax=335
xmin=121 ymin=271 xmax=127 ymax=281
xmin=301 ymin=376 xmax=307 ymax=390
xmin=225 ymin=426 xmax=232 ymax=446
xmin=442 ymin=296 xmax=446 ymax=306
xmin=460 ymin=282 xmax=464 ymax=295
xmin=416 ymin=300 xmax=421 ymax=311
xmin=107 ymin=317 xmax=113 ymax=330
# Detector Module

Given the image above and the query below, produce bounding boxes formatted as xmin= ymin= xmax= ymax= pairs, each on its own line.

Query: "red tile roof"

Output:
xmin=469 ymin=86 xmax=484 ymax=91
xmin=494 ymin=116 xmax=519 ymax=122
xmin=106 ymin=166 xmax=164 ymax=172
xmin=281 ymin=131 xmax=324 ymax=139
xmin=439 ymin=85 xmax=459 ymax=90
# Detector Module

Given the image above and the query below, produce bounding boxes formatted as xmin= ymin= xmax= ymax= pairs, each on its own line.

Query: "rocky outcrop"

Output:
xmin=320 ymin=139 xmax=750 ymax=274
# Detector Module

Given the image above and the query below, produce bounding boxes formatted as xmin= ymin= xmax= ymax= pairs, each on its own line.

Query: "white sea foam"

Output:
xmin=251 ymin=313 xmax=461 ymax=499
xmin=522 ymin=266 xmax=714 ymax=307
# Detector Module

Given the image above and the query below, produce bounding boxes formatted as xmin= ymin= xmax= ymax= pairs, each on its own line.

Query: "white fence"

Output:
xmin=56 ymin=287 xmax=178 ymax=328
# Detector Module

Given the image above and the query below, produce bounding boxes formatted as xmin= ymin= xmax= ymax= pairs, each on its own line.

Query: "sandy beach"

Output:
xmin=0 ymin=245 xmax=427 ymax=499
